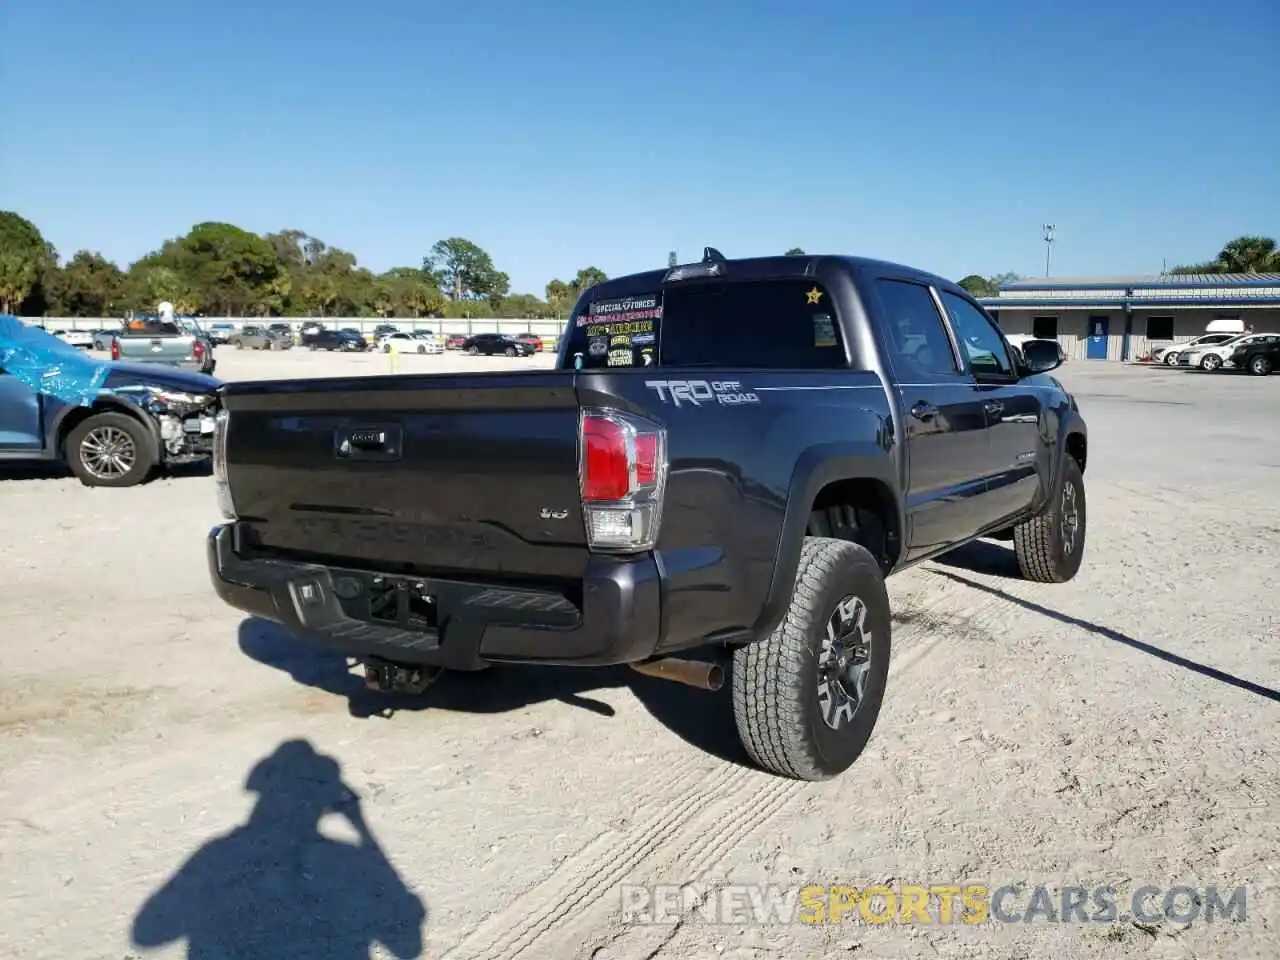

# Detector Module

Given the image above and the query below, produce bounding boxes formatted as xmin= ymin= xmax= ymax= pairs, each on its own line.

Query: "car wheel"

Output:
xmin=505 ymin=346 xmax=517 ymax=357
xmin=1201 ymin=354 xmax=1222 ymax=371
xmin=1249 ymin=355 xmax=1273 ymax=376
xmin=65 ymin=412 xmax=156 ymax=488
xmin=235 ymin=341 xmax=244 ymax=350
xmin=1164 ymin=351 xmax=1180 ymax=366
xmin=1013 ymin=453 xmax=1086 ymax=583
xmin=732 ymin=537 xmax=891 ymax=781
xmin=417 ymin=345 xmax=426 ymax=354
xmin=467 ymin=346 xmax=478 ymax=355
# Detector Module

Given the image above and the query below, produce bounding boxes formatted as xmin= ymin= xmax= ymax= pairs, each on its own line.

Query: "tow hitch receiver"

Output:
xmin=363 ymin=657 xmax=441 ymax=695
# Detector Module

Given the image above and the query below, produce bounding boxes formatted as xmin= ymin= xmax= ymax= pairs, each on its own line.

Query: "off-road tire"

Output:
xmin=732 ymin=537 xmax=891 ymax=781
xmin=65 ymin=411 xmax=156 ymax=488
xmin=1013 ymin=454 xmax=1086 ymax=582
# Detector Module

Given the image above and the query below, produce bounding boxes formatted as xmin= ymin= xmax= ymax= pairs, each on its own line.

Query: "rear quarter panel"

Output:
xmin=576 ymin=368 xmax=895 ymax=650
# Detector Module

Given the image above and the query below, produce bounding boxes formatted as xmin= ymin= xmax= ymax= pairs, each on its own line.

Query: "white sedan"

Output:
xmin=377 ymin=331 xmax=444 ymax=354
xmin=54 ymin=329 xmax=95 ymax=349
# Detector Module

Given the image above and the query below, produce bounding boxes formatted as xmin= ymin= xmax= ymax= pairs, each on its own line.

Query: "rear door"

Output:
xmin=870 ymin=276 xmax=993 ymax=561
xmin=936 ymin=289 xmax=1044 ymax=528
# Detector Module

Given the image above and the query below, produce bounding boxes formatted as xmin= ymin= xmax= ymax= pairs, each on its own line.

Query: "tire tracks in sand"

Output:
xmin=439 ymin=573 xmax=1002 ymax=960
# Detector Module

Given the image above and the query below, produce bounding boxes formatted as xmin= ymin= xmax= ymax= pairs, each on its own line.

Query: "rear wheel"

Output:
xmin=65 ymin=412 xmax=156 ymax=488
xmin=1164 ymin=351 xmax=1180 ymax=366
xmin=1249 ymin=355 xmax=1273 ymax=376
xmin=733 ymin=537 xmax=891 ymax=781
xmin=505 ymin=346 xmax=517 ymax=357
xmin=467 ymin=345 xmax=478 ymax=355
xmin=1013 ymin=454 xmax=1086 ymax=582
xmin=1201 ymin=354 xmax=1222 ymax=371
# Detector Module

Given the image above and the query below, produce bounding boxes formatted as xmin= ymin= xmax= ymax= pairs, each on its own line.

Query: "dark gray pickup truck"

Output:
xmin=208 ymin=249 xmax=1088 ymax=781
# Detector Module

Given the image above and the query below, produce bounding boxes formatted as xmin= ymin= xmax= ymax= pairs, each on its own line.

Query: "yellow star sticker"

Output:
xmin=805 ymin=286 xmax=823 ymax=305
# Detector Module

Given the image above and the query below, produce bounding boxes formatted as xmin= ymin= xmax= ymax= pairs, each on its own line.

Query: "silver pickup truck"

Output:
xmin=105 ymin=318 xmax=216 ymax=375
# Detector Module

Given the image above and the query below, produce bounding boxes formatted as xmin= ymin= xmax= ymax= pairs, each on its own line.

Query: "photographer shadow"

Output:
xmin=131 ymin=738 xmax=427 ymax=960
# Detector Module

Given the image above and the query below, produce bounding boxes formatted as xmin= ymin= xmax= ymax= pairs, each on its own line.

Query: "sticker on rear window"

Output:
xmin=578 ymin=294 xmax=662 ymax=327
xmin=607 ymin=347 xmax=634 ymax=367
xmin=813 ymin=313 xmax=836 ymax=348
xmin=588 ymin=337 xmax=608 ymax=357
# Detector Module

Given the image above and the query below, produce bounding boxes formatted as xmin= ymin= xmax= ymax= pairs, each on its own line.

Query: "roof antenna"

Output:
xmin=702 ymin=246 xmax=726 ymax=264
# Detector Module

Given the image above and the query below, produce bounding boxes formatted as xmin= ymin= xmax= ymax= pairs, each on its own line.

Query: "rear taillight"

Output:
xmin=110 ymin=338 xmax=120 ymax=361
xmin=212 ymin=408 xmax=236 ymax=519
xmin=579 ymin=408 xmax=668 ymax=552
xmin=193 ymin=339 xmax=206 ymax=364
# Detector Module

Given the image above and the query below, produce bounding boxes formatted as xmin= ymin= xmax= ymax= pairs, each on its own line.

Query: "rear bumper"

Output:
xmin=207 ymin=522 xmax=662 ymax=668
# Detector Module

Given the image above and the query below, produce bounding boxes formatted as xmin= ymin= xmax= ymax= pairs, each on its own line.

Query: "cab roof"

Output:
xmin=579 ymin=251 xmax=961 ymax=306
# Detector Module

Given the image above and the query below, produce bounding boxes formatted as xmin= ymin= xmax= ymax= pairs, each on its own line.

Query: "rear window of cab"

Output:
xmin=561 ymin=279 xmax=846 ymax=370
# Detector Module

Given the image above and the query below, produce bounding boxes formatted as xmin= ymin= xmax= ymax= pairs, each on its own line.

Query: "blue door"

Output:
xmin=1086 ymin=315 xmax=1110 ymax=360
xmin=0 ymin=371 xmax=44 ymax=449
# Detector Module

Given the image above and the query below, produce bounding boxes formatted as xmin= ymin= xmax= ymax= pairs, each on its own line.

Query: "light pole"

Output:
xmin=1042 ymin=224 xmax=1056 ymax=277
xmin=668 ymin=251 xmax=677 ymax=268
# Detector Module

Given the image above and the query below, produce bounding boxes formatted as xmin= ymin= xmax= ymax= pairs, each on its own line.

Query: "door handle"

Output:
xmin=909 ymin=401 xmax=938 ymax=421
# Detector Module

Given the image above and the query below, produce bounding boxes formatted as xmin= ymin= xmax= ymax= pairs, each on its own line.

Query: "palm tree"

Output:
xmin=1212 ymin=236 xmax=1279 ymax=273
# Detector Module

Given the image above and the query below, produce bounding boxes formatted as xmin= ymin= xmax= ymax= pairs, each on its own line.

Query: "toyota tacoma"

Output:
xmin=207 ymin=250 xmax=1088 ymax=781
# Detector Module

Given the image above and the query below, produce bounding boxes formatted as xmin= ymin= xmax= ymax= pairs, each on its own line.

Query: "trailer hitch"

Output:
xmin=362 ymin=657 xmax=441 ymax=695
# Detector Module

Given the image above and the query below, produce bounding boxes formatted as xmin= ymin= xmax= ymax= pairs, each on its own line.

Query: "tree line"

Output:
xmin=3 ymin=211 xmax=1274 ymax=319
xmin=0 ymin=211 xmax=613 ymax=320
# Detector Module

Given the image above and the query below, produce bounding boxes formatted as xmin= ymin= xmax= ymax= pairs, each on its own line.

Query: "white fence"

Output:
xmin=17 ymin=316 xmax=570 ymax=339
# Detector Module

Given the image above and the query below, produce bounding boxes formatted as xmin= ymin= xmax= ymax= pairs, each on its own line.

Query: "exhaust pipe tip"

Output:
xmin=629 ymin=657 xmax=725 ymax=691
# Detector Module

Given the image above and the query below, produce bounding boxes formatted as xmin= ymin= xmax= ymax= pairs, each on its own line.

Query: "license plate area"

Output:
xmin=331 ymin=573 xmax=439 ymax=631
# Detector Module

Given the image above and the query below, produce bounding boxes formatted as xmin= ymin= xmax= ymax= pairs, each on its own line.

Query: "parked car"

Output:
xmin=54 ymin=329 xmax=95 ymax=349
xmin=207 ymin=249 xmax=1087 ymax=782
xmin=445 ymin=334 xmax=467 ymax=350
xmin=461 ymin=333 xmax=537 ymax=357
xmin=1151 ymin=318 xmax=1246 ymax=365
xmin=306 ymin=329 xmax=368 ymax=352
xmin=92 ymin=328 xmax=120 ymax=351
xmin=231 ymin=325 xmax=293 ymax=351
xmin=1 ymin=316 xmax=222 ymax=487
xmin=377 ymin=331 xmax=442 ymax=354
xmin=208 ymin=323 xmax=236 ymax=345
xmin=1225 ymin=335 xmax=1280 ymax=375
xmin=514 ymin=333 xmax=544 ymax=352
xmin=1179 ymin=332 xmax=1276 ymax=371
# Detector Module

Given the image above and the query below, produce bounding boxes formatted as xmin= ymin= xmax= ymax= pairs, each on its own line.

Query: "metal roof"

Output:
xmin=1001 ymin=273 xmax=1280 ymax=291
xmin=978 ymin=295 xmax=1280 ymax=309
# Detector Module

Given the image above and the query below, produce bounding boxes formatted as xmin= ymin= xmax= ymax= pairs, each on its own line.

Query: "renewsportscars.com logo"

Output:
xmin=619 ymin=882 xmax=1249 ymax=927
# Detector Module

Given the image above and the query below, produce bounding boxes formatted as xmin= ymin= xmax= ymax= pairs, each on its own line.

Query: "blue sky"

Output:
xmin=2 ymin=0 xmax=1277 ymax=295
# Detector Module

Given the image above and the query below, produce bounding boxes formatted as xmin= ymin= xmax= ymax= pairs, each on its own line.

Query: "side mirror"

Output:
xmin=1019 ymin=338 xmax=1063 ymax=374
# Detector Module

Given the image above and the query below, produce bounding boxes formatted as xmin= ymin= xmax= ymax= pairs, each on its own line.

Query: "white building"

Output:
xmin=978 ymin=274 xmax=1280 ymax=361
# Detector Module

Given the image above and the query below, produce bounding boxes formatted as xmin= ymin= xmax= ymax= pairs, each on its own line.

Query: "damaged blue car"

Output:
xmin=0 ymin=315 xmax=222 ymax=487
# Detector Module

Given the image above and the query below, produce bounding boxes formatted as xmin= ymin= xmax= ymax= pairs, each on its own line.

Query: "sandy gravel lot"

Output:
xmin=1 ymin=347 xmax=1277 ymax=960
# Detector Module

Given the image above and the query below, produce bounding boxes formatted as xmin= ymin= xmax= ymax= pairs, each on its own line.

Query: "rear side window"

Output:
xmin=875 ymin=279 xmax=958 ymax=378
xmin=562 ymin=279 xmax=846 ymax=370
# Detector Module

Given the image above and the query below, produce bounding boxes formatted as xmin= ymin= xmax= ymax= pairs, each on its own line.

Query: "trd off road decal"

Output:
xmin=644 ymin=380 xmax=760 ymax=408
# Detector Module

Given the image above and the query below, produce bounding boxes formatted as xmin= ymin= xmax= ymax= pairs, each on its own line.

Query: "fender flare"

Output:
xmin=1048 ymin=408 xmax=1088 ymax=497
xmin=750 ymin=442 xmax=904 ymax=640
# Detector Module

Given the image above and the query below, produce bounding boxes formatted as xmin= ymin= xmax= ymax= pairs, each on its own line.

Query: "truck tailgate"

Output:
xmin=221 ymin=372 xmax=591 ymax=580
